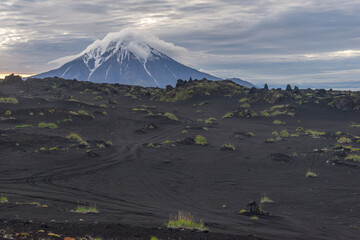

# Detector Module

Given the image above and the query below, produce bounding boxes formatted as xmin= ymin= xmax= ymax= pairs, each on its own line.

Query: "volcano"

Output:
xmin=32 ymin=31 xmax=227 ymax=87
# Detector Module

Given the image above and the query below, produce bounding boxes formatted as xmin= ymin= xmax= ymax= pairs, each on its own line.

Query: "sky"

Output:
xmin=0 ymin=0 xmax=360 ymax=89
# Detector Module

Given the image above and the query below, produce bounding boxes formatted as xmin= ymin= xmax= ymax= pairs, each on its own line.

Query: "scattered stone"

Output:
xmin=180 ymin=137 xmax=195 ymax=145
xmin=269 ymin=153 xmax=291 ymax=162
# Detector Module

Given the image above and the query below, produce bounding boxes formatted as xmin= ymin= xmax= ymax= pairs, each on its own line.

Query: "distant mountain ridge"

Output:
xmin=32 ymin=30 xmax=255 ymax=88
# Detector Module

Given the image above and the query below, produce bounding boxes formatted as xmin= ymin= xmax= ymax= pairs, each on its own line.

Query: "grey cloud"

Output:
xmin=0 ymin=0 xmax=360 ymax=88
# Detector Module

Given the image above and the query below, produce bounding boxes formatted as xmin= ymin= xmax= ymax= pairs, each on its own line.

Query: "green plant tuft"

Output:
xmin=164 ymin=112 xmax=179 ymax=121
xmin=167 ymin=211 xmax=207 ymax=231
xmin=195 ymin=135 xmax=207 ymax=145
xmin=38 ymin=122 xmax=58 ymax=129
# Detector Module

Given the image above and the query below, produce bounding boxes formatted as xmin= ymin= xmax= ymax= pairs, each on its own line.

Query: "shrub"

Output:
xmin=0 ymin=97 xmax=19 ymax=104
xmin=305 ymin=129 xmax=326 ymax=138
xmin=0 ymin=196 xmax=8 ymax=203
xmin=306 ymin=170 xmax=318 ymax=178
xmin=345 ymin=155 xmax=360 ymax=162
xmin=164 ymin=112 xmax=178 ymax=121
xmin=15 ymin=124 xmax=33 ymax=128
xmin=240 ymin=103 xmax=250 ymax=108
xmin=167 ymin=211 xmax=207 ymax=231
xmin=99 ymin=104 xmax=107 ymax=108
xmin=150 ymin=237 xmax=160 ymax=240
xmin=38 ymin=122 xmax=58 ymax=129
xmin=260 ymin=195 xmax=274 ymax=204
xmin=296 ymin=127 xmax=304 ymax=132
xmin=351 ymin=123 xmax=360 ymax=128
xmin=246 ymin=132 xmax=255 ymax=137
xmin=239 ymin=97 xmax=248 ymax=103
xmin=73 ymin=202 xmax=99 ymax=214
xmin=221 ymin=144 xmax=236 ymax=151
xmin=271 ymin=105 xmax=285 ymax=110
xmin=66 ymin=133 xmax=83 ymax=141
xmin=5 ymin=110 xmax=11 ymax=115
xmin=279 ymin=130 xmax=289 ymax=137
xmin=222 ymin=112 xmax=234 ymax=118
xmin=204 ymin=117 xmax=217 ymax=124
xmin=195 ymin=135 xmax=207 ymax=145
xmin=338 ymin=137 xmax=352 ymax=144
xmin=273 ymin=119 xmax=284 ymax=125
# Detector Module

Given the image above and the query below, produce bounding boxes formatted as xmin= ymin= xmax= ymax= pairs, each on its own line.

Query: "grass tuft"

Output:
xmin=195 ymin=135 xmax=207 ymax=145
xmin=73 ymin=202 xmax=99 ymax=214
xmin=0 ymin=97 xmax=19 ymax=104
xmin=167 ymin=211 xmax=207 ymax=231
xmin=38 ymin=122 xmax=58 ymax=129
xmin=15 ymin=124 xmax=33 ymax=128
xmin=164 ymin=112 xmax=178 ymax=121
xmin=306 ymin=170 xmax=318 ymax=178
xmin=345 ymin=155 xmax=360 ymax=162
xmin=66 ymin=133 xmax=83 ymax=141
xmin=0 ymin=196 xmax=9 ymax=204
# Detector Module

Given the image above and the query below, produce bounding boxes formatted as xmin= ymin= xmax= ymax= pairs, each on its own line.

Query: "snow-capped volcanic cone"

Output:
xmin=32 ymin=30 xmax=221 ymax=87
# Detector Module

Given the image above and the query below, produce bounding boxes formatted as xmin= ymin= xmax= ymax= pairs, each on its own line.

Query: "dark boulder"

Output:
xmin=180 ymin=137 xmax=195 ymax=145
xmin=335 ymin=97 xmax=355 ymax=110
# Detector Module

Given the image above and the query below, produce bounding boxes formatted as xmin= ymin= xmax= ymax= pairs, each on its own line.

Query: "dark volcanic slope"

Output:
xmin=0 ymin=76 xmax=360 ymax=240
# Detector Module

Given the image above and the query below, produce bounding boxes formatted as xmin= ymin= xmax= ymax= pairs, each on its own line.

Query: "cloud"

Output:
xmin=49 ymin=28 xmax=188 ymax=67
xmin=0 ymin=0 xmax=360 ymax=89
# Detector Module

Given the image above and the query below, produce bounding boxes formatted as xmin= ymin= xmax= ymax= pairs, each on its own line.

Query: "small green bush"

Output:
xmin=273 ymin=119 xmax=284 ymax=125
xmin=15 ymin=124 xmax=33 ymax=128
xmin=164 ymin=112 xmax=178 ymax=121
xmin=66 ymin=133 xmax=83 ymax=141
xmin=0 ymin=97 xmax=19 ymax=104
xmin=338 ymin=137 xmax=352 ymax=144
xmin=167 ymin=211 xmax=207 ymax=231
xmin=240 ymin=103 xmax=250 ymax=108
xmin=0 ymin=196 xmax=9 ymax=203
xmin=279 ymin=130 xmax=289 ymax=137
xmin=260 ymin=195 xmax=274 ymax=204
xmin=221 ymin=143 xmax=236 ymax=151
xmin=195 ymin=135 xmax=207 ymax=145
xmin=246 ymin=132 xmax=255 ymax=137
xmin=345 ymin=155 xmax=360 ymax=162
xmin=305 ymin=129 xmax=326 ymax=137
xmin=204 ymin=117 xmax=217 ymax=124
xmin=222 ymin=112 xmax=234 ymax=118
xmin=74 ymin=202 xmax=99 ymax=214
xmin=38 ymin=122 xmax=58 ymax=129
xmin=306 ymin=170 xmax=318 ymax=178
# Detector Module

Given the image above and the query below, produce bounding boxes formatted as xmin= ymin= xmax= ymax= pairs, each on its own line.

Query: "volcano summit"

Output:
xmin=32 ymin=30 xmax=225 ymax=87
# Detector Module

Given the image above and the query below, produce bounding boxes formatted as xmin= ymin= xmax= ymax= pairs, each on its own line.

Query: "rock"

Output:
xmin=134 ymin=129 xmax=146 ymax=134
xmin=39 ymin=221 xmax=47 ymax=228
xmin=335 ymin=97 xmax=355 ymax=110
xmin=180 ymin=137 xmax=195 ymax=145
xmin=293 ymin=86 xmax=300 ymax=93
xmin=270 ymin=153 xmax=291 ymax=162
xmin=176 ymin=79 xmax=187 ymax=88
xmin=145 ymin=123 xmax=158 ymax=129
xmin=246 ymin=201 xmax=262 ymax=215
xmin=166 ymin=85 xmax=173 ymax=91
